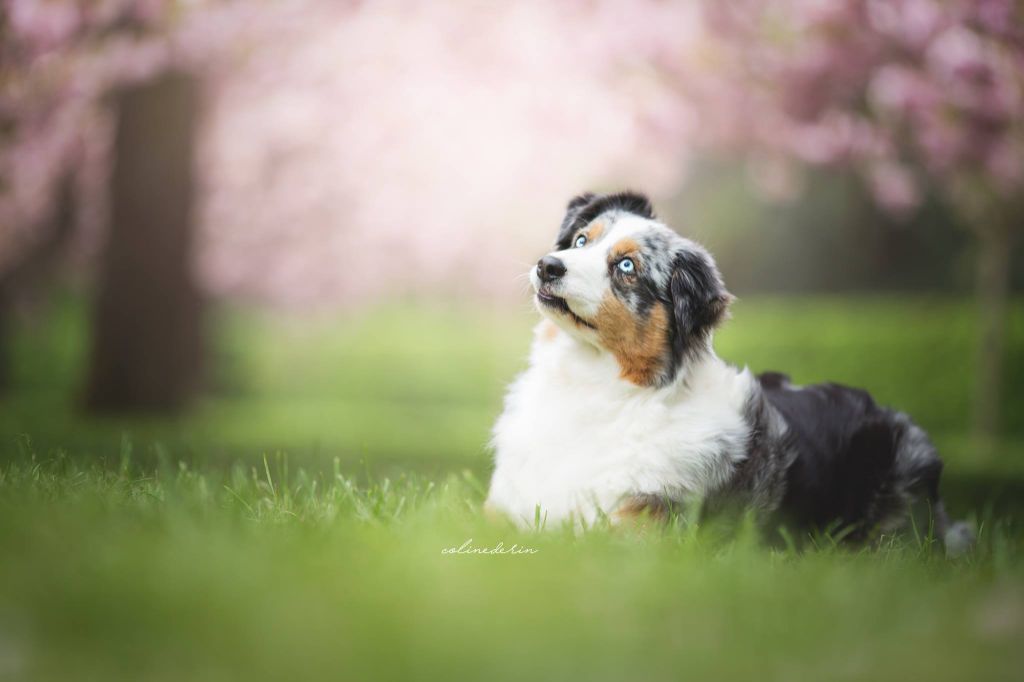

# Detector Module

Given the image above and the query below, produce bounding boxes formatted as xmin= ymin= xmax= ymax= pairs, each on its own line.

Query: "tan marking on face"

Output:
xmin=595 ymin=293 xmax=669 ymax=386
xmin=538 ymin=319 xmax=560 ymax=342
xmin=573 ymin=222 xmax=605 ymax=246
xmin=609 ymin=238 xmax=640 ymax=262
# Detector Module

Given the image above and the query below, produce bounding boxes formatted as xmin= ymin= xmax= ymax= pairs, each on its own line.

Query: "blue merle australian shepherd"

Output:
xmin=487 ymin=191 xmax=974 ymax=552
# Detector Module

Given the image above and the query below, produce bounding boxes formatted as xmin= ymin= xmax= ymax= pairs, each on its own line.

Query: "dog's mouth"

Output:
xmin=536 ymin=290 xmax=596 ymax=330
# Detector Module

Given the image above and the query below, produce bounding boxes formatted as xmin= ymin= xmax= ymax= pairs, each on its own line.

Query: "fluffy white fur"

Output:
xmin=487 ymin=321 xmax=756 ymax=528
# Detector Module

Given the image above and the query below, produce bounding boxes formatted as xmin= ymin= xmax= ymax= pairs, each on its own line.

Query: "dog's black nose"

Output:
xmin=537 ymin=256 xmax=567 ymax=283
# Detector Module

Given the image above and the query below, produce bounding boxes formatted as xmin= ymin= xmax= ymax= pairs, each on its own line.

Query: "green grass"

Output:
xmin=0 ymin=454 xmax=1021 ymax=681
xmin=1 ymin=295 xmax=1023 ymax=680
xmin=5 ymin=295 xmax=1024 ymax=472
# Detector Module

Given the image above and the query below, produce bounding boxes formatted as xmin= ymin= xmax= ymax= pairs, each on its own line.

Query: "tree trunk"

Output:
xmin=972 ymin=223 xmax=1011 ymax=445
xmin=85 ymin=73 xmax=203 ymax=413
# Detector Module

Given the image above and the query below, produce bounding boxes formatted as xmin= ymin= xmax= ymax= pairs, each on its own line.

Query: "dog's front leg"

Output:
xmin=613 ymin=493 xmax=684 ymax=530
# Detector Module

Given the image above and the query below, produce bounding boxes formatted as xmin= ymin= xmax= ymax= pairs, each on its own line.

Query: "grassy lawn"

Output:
xmin=1 ymin=295 xmax=1023 ymax=680
xmin=1 ymin=456 xmax=1022 ymax=681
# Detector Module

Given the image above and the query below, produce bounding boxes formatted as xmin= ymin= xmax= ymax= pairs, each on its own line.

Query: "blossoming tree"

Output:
xmin=1 ymin=0 xmax=695 ymax=408
xmin=0 ymin=0 xmax=254 ymax=407
xmin=2 ymin=0 xmax=1019 ymax=429
xmin=677 ymin=0 xmax=1023 ymax=439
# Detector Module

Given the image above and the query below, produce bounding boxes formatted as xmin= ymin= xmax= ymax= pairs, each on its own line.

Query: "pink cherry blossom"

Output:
xmin=2 ymin=0 xmax=1021 ymax=305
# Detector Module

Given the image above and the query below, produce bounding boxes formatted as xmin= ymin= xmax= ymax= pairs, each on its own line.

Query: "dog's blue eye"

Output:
xmin=574 ymin=235 xmax=587 ymax=248
xmin=618 ymin=258 xmax=635 ymax=274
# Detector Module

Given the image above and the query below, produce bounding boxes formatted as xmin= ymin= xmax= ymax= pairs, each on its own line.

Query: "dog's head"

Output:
xmin=530 ymin=191 xmax=732 ymax=387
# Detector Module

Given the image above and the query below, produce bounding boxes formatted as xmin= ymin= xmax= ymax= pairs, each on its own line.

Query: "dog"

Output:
xmin=486 ymin=191 xmax=973 ymax=551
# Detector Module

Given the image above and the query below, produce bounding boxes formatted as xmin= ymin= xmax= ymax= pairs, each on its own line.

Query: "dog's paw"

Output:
xmin=944 ymin=521 xmax=976 ymax=558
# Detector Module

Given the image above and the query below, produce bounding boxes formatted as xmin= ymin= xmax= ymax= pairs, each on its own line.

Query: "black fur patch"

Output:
xmin=665 ymin=250 xmax=731 ymax=380
xmin=758 ymin=375 xmax=939 ymax=540
xmin=555 ymin=191 xmax=655 ymax=250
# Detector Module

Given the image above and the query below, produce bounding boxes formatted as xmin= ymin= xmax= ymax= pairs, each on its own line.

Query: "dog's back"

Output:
xmin=757 ymin=371 xmax=966 ymax=546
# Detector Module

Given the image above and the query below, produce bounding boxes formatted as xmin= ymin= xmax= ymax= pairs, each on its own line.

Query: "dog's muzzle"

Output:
xmin=536 ymin=255 xmax=566 ymax=283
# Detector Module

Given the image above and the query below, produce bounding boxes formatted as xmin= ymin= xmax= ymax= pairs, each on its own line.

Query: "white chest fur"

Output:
xmin=487 ymin=324 xmax=756 ymax=527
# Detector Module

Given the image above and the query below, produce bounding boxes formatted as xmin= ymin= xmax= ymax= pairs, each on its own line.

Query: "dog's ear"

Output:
xmin=668 ymin=250 xmax=733 ymax=365
xmin=555 ymin=192 xmax=597 ymax=249
xmin=566 ymin=192 xmax=596 ymax=211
